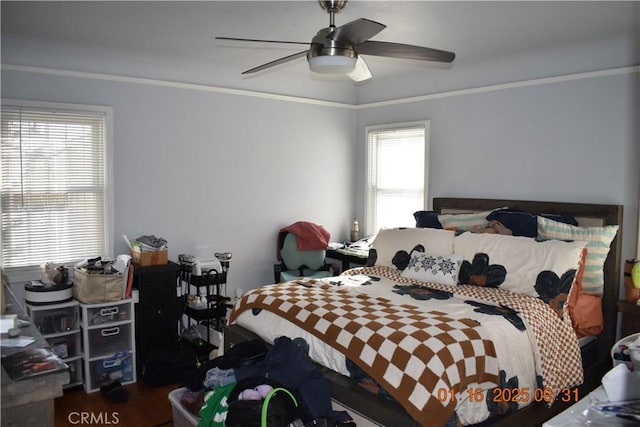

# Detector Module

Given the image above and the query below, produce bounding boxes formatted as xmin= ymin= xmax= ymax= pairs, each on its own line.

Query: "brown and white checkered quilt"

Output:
xmin=351 ymin=266 xmax=584 ymax=399
xmin=228 ymin=266 xmax=583 ymax=426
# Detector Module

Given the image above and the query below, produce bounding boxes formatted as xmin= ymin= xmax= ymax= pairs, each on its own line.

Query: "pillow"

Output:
xmin=537 ymin=216 xmax=619 ymax=295
xmin=401 ymin=252 xmax=463 ymax=286
xmin=368 ymin=228 xmax=455 ymax=270
xmin=413 ymin=211 xmax=443 ymax=229
xmin=486 ymin=209 xmax=578 ymax=238
xmin=438 ymin=208 xmax=506 ymax=231
xmin=453 ymin=232 xmax=587 ymax=301
xmin=565 ymin=250 xmax=603 ymax=337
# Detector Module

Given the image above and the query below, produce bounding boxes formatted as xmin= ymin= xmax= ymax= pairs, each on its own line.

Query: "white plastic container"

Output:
xmin=168 ymin=388 xmax=199 ymax=427
xmin=612 ymin=332 xmax=640 ymax=370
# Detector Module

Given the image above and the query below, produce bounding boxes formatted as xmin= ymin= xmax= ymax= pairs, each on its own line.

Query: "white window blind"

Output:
xmin=1 ymin=103 xmax=109 ymax=268
xmin=366 ymin=122 xmax=429 ymax=235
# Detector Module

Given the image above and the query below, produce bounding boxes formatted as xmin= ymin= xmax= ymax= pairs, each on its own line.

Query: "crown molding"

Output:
xmin=1 ymin=64 xmax=356 ymax=110
xmin=358 ymin=65 xmax=640 ymax=109
xmin=3 ymin=63 xmax=638 ymax=110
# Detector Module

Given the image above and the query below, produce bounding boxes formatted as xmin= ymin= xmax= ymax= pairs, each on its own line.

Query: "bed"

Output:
xmin=224 ymin=197 xmax=623 ymax=426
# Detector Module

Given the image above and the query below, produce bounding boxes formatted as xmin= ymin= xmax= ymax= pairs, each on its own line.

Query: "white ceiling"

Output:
xmin=2 ymin=1 xmax=639 ymax=104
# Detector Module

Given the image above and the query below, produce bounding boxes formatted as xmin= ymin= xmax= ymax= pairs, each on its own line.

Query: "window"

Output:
xmin=365 ymin=121 xmax=430 ymax=235
xmin=1 ymin=100 xmax=113 ymax=271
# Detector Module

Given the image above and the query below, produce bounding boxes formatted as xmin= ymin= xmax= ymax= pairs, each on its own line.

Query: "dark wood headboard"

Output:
xmin=433 ymin=197 xmax=624 ymax=363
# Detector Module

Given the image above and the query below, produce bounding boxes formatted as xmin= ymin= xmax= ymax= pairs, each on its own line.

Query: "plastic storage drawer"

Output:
xmin=48 ymin=333 xmax=80 ymax=359
xmin=31 ymin=306 xmax=79 ymax=334
xmin=87 ymin=325 xmax=132 ymax=358
xmin=84 ymin=302 xmax=132 ymax=327
xmin=89 ymin=351 xmax=134 ymax=391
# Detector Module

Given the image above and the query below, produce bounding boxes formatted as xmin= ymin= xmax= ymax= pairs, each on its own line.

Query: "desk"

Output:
xmin=326 ymin=248 xmax=368 ymax=272
xmin=1 ymin=284 xmax=69 ymax=427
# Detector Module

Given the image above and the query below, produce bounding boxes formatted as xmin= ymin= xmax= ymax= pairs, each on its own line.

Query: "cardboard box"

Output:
xmin=130 ymin=248 xmax=168 ymax=266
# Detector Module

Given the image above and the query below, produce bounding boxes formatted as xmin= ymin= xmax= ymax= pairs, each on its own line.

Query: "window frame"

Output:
xmin=1 ymin=99 xmax=114 ymax=282
xmin=364 ymin=120 xmax=430 ymax=236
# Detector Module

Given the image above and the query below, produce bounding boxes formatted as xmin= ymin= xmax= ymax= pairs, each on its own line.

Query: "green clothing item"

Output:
xmin=197 ymin=383 xmax=236 ymax=427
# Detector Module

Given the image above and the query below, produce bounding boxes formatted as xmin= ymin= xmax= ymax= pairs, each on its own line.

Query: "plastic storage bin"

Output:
xmin=80 ymin=299 xmax=136 ymax=392
xmin=168 ymin=388 xmax=199 ymax=427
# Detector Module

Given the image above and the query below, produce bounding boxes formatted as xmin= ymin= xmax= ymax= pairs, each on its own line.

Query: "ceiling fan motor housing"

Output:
xmin=308 ymin=28 xmax=357 ymax=60
xmin=318 ymin=0 xmax=348 ymax=14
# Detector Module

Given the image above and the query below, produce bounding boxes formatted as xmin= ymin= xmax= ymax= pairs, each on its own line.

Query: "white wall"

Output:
xmin=2 ymin=45 xmax=638 ymax=299
xmin=1 ymin=69 xmax=356 ymax=296
xmin=355 ymin=70 xmax=640 ymax=268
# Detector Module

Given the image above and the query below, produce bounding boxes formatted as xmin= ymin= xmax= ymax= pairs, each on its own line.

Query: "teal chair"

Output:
xmin=274 ymin=233 xmax=339 ymax=283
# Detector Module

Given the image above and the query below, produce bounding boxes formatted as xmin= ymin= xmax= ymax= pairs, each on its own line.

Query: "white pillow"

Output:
xmin=401 ymin=252 xmax=464 ymax=286
xmin=369 ymin=228 xmax=455 ymax=270
xmin=453 ymin=232 xmax=586 ymax=297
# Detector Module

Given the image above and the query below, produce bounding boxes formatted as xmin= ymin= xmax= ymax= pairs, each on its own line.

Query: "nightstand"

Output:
xmin=617 ymin=300 xmax=640 ymax=337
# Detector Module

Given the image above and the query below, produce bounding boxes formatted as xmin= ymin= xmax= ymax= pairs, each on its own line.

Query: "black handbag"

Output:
xmin=225 ymin=376 xmax=305 ymax=427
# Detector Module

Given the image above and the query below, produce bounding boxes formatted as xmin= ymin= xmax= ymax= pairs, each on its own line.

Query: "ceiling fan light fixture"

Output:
xmin=308 ymin=55 xmax=357 ymax=74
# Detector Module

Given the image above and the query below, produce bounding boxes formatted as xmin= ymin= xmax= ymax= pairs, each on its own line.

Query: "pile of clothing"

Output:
xmin=179 ymin=337 xmax=354 ymax=427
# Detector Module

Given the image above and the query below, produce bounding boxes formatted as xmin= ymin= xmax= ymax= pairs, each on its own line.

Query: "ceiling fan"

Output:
xmin=216 ymin=0 xmax=455 ymax=82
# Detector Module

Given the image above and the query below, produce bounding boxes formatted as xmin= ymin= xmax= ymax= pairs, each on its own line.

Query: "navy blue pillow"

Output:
xmin=486 ymin=209 xmax=578 ymax=237
xmin=413 ymin=211 xmax=443 ymax=229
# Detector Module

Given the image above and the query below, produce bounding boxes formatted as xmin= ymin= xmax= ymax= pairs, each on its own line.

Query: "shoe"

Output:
xmin=100 ymin=380 xmax=128 ymax=403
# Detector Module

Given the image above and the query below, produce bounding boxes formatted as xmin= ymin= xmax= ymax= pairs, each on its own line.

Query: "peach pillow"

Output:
xmin=566 ymin=248 xmax=603 ymax=337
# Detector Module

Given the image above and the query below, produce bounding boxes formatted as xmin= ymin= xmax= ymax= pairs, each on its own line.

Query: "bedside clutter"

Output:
xmin=543 ymin=334 xmax=640 ymax=426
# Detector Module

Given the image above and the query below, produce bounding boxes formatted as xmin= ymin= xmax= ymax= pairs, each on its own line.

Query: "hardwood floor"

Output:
xmin=54 ymin=382 xmax=180 ymax=427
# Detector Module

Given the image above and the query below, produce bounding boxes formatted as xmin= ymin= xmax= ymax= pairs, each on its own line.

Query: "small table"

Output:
xmin=326 ymin=248 xmax=368 ymax=272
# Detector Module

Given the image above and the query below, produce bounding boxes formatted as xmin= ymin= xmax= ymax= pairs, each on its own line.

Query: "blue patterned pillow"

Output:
xmin=486 ymin=209 xmax=578 ymax=237
xmin=413 ymin=211 xmax=443 ymax=229
xmin=401 ymin=252 xmax=463 ymax=286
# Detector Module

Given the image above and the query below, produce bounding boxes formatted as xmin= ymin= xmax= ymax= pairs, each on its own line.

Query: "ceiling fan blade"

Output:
xmin=347 ymin=56 xmax=372 ymax=82
xmin=241 ymin=50 xmax=309 ymax=74
xmin=216 ymin=36 xmax=309 ymax=46
xmin=328 ymin=18 xmax=386 ymax=45
xmin=357 ymin=40 xmax=455 ymax=63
